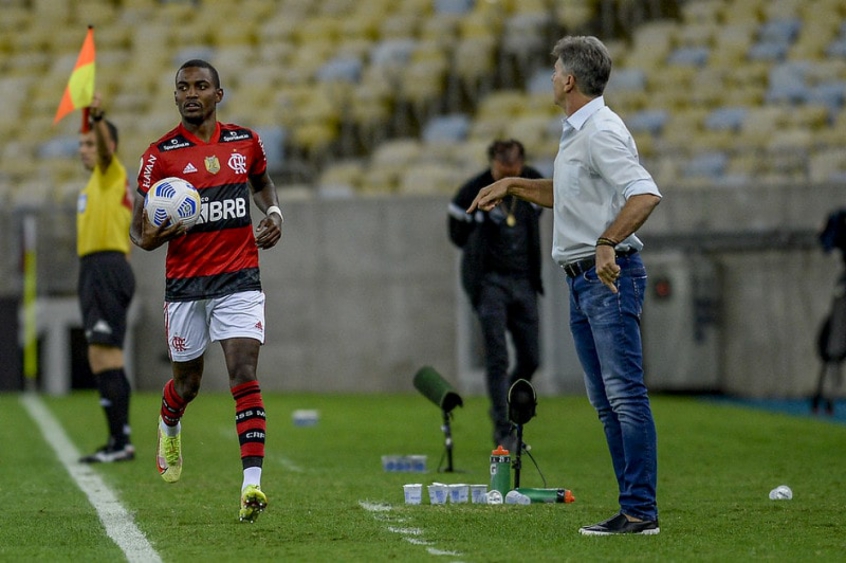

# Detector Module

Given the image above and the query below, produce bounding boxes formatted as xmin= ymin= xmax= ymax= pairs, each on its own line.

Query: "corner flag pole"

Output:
xmin=22 ymin=215 xmax=37 ymax=387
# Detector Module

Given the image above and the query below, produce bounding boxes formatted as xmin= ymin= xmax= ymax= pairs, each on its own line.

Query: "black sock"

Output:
xmin=95 ymin=368 xmax=132 ymax=449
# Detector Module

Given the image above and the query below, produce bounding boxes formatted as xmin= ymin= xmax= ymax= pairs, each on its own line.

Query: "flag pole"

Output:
xmin=22 ymin=214 xmax=37 ymax=391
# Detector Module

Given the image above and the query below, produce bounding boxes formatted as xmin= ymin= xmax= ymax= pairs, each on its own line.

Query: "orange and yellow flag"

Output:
xmin=53 ymin=26 xmax=96 ymax=126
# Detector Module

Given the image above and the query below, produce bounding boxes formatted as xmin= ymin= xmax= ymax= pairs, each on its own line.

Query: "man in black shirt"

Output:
xmin=448 ymin=139 xmax=544 ymax=451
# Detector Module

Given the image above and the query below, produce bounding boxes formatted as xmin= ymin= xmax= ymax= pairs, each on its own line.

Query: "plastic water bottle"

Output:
xmin=514 ymin=487 xmax=576 ymax=503
xmin=490 ymin=445 xmax=511 ymax=495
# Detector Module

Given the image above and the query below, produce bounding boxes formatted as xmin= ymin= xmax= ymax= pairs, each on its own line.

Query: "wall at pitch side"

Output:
xmin=130 ymin=195 xmax=461 ymax=395
xmin=1 ymin=183 xmax=842 ymax=399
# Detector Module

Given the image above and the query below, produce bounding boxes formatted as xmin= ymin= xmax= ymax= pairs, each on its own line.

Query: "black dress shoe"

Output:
xmin=579 ymin=512 xmax=660 ymax=536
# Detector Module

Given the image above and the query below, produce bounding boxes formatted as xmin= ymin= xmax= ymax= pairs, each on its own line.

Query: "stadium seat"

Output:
xmin=682 ymin=151 xmax=728 ymax=178
xmin=397 ymin=162 xmax=456 ymax=195
xmin=316 ymin=57 xmax=363 ymax=83
xmin=625 ymin=109 xmax=669 ymax=136
xmin=434 ymin=0 xmax=473 ymax=15
xmin=747 ymin=41 xmax=790 ymax=62
xmin=704 ymin=107 xmax=749 ymax=131
xmin=667 ymin=46 xmax=710 ymax=67
xmin=422 ymin=113 xmax=471 ymax=143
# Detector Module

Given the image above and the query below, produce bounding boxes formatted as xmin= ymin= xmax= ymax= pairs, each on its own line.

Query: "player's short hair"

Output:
xmin=177 ymin=59 xmax=221 ymax=89
xmin=487 ymin=139 xmax=526 ymax=163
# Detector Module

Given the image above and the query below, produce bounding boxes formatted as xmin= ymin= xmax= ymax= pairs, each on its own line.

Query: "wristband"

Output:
xmin=595 ymin=237 xmax=619 ymax=248
xmin=266 ymin=205 xmax=283 ymax=222
xmin=91 ymin=111 xmax=104 ymax=122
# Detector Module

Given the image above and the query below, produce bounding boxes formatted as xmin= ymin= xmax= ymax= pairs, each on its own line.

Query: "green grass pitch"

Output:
xmin=1 ymin=391 xmax=844 ymax=562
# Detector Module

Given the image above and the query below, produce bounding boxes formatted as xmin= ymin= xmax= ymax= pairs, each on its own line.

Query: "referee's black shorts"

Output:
xmin=78 ymin=251 xmax=135 ymax=348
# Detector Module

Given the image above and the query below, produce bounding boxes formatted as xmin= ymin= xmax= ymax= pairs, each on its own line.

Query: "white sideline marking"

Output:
xmin=359 ymin=500 xmax=464 ymax=560
xmin=20 ymin=393 xmax=162 ymax=563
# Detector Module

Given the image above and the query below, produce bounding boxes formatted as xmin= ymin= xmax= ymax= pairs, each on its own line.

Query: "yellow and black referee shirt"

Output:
xmin=77 ymin=157 xmax=133 ymax=257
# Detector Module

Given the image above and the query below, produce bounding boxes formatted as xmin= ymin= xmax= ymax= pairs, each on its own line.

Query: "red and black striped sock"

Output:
xmin=160 ymin=379 xmax=187 ymax=427
xmin=232 ymin=380 xmax=266 ymax=467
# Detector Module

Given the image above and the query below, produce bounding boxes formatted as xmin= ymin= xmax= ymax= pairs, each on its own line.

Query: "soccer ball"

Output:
xmin=144 ymin=177 xmax=201 ymax=228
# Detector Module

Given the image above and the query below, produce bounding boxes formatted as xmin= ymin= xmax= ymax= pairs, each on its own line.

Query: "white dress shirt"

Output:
xmin=552 ymin=96 xmax=662 ymax=265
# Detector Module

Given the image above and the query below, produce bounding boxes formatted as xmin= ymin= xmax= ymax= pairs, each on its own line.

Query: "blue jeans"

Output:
xmin=567 ymin=252 xmax=658 ymax=521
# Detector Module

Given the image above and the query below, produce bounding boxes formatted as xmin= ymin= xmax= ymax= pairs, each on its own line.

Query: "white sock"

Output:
xmin=242 ymin=466 xmax=262 ymax=491
xmin=160 ymin=419 xmax=181 ymax=437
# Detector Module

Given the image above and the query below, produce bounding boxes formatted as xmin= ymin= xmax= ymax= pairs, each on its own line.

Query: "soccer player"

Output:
xmin=130 ymin=59 xmax=283 ymax=523
xmin=77 ymin=93 xmax=136 ymax=464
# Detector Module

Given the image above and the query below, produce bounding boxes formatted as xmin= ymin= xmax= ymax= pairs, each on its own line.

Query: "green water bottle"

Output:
xmin=514 ymin=487 xmax=576 ymax=504
xmin=489 ymin=445 xmax=511 ymax=495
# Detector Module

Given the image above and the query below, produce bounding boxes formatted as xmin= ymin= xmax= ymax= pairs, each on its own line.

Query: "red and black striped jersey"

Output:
xmin=137 ymin=121 xmax=268 ymax=302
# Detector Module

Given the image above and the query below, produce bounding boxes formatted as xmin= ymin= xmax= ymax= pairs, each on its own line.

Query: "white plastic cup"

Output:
xmin=381 ymin=455 xmax=400 ymax=472
xmin=448 ymin=484 xmax=469 ymax=504
xmin=291 ymin=409 xmax=319 ymax=426
xmin=407 ymin=455 xmax=427 ymax=473
xmin=486 ymin=490 xmax=503 ymax=505
xmin=470 ymin=484 xmax=488 ymax=504
xmin=505 ymin=490 xmax=531 ymax=505
xmin=403 ymin=484 xmax=423 ymax=505
xmin=769 ymin=485 xmax=793 ymax=500
xmin=428 ymin=483 xmax=448 ymax=505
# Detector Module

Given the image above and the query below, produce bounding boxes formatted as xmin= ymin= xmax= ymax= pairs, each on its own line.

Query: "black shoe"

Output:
xmin=579 ymin=513 xmax=660 ymax=536
xmin=79 ymin=443 xmax=136 ymax=463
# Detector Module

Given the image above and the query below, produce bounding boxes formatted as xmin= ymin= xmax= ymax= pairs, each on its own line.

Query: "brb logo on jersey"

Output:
xmin=228 ymin=151 xmax=247 ymax=174
xmin=197 ymin=196 xmax=248 ymax=224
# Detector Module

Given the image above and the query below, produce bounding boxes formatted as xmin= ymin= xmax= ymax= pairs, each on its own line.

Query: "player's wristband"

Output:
xmin=266 ymin=205 xmax=284 ymax=222
xmin=91 ymin=110 xmax=104 ymax=122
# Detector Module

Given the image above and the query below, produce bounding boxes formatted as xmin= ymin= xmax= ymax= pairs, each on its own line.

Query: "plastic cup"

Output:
xmin=381 ymin=455 xmax=400 ymax=472
xmin=428 ymin=483 xmax=448 ymax=505
xmin=403 ymin=484 xmax=423 ymax=505
xmin=769 ymin=485 xmax=793 ymax=500
xmin=407 ymin=455 xmax=427 ymax=473
xmin=486 ymin=490 xmax=503 ymax=505
xmin=505 ymin=490 xmax=531 ymax=505
xmin=291 ymin=409 xmax=319 ymax=426
xmin=448 ymin=484 xmax=469 ymax=504
xmin=470 ymin=484 xmax=488 ymax=504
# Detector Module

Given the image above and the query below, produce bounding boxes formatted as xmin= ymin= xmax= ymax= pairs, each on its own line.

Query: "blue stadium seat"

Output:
xmin=747 ymin=41 xmax=789 ymax=62
xmin=253 ymin=126 xmax=287 ymax=171
xmin=525 ymin=68 xmax=553 ymax=94
xmin=422 ymin=113 xmax=471 ymax=143
xmin=316 ymin=57 xmax=363 ymax=83
xmin=667 ymin=46 xmax=709 ymax=67
xmin=683 ymin=151 xmax=728 ymax=178
xmin=757 ymin=18 xmax=802 ymax=43
xmin=704 ymin=107 xmax=748 ymax=131
xmin=370 ymin=39 xmax=416 ymax=67
xmin=605 ymin=68 xmax=647 ymax=93
xmin=434 ymin=0 xmax=474 ymax=15
xmin=765 ymin=61 xmax=808 ymax=103
xmin=37 ymin=136 xmax=78 ymax=159
xmin=807 ymin=81 xmax=846 ymax=112
xmin=625 ymin=109 xmax=669 ymax=136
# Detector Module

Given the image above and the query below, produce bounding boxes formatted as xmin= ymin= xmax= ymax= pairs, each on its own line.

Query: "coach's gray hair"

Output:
xmin=551 ymin=36 xmax=612 ymax=97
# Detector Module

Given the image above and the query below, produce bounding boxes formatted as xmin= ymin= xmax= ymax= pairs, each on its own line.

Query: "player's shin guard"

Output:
xmin=160 ymin=379 xmax=187 ymax=427
xmin=232 ymin=380 xmax=266 ymax=466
